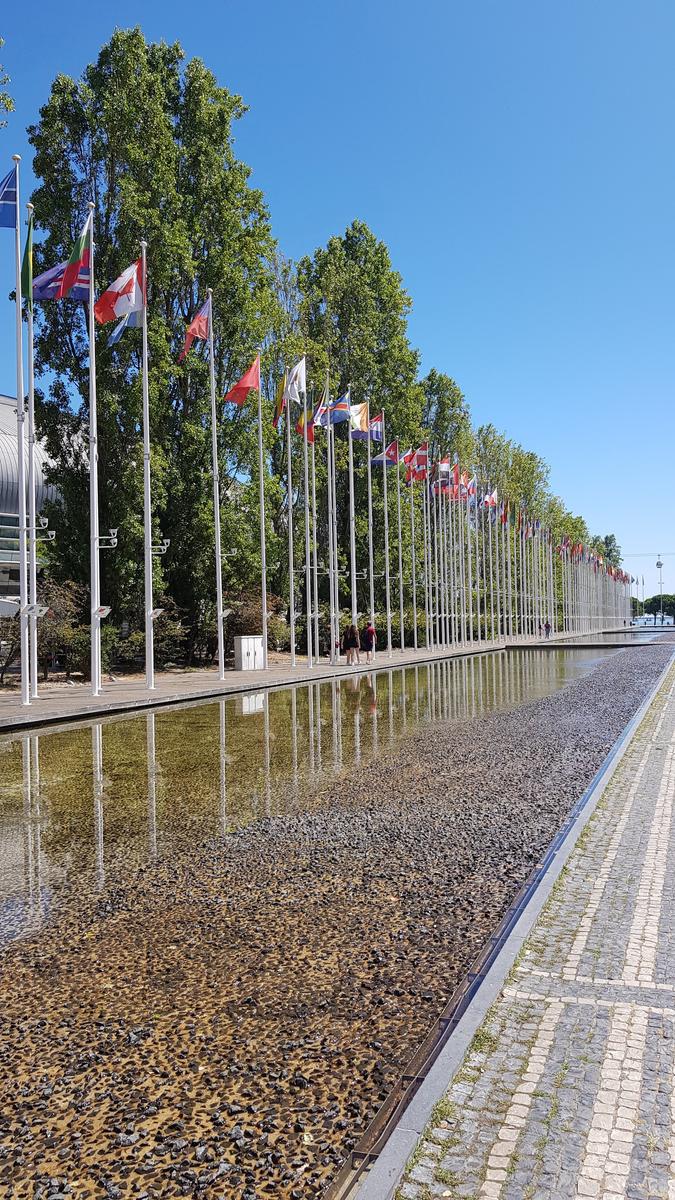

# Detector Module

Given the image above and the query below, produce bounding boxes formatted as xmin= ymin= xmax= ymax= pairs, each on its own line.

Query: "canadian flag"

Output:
xmin=94 ymin=260 xmax=145 ymax=324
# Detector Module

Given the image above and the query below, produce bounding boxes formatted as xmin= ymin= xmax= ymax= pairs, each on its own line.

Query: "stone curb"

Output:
xmin=354 ymin=650 xmax=675 ymax=1200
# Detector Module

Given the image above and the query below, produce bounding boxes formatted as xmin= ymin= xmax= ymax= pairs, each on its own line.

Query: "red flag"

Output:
xmin=224 ymin=355 xmax=261 ymax=406
xmin=178 ymin=296 xmax=211 ymax=362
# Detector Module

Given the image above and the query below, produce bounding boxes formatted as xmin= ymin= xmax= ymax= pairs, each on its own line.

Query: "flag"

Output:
xmin=32 ymin=260 xmax=90 ymax=302
xmin=369 ymin=412 xmax=384 ymax=443
xmin=349 ymin=401 xmax=370 ymax=440
xmin=284 ymin=357 xmax=306 ymax=405
xmin=56 ymin=213 xmax=92 ymax=300
xmin=295 ymin=404 xmax=315 ymax=444
xmin=94 ymin=258 xmax=144 ymax=324
xmin=224 ymin=355 xmax=260 ymax=406
xmin=400 ymin=447 xmax=414 ymax=464
xmin=178 ymin=296 xmax=211 ymax=361
xmin=273 ymin=373 xmax=286 ymax=428
xmin=483 ymin=489 xmax=498 ymax=508
xmin=0 ymin=165 xmax=17 ymax=229
xmin=107 ymin=309 xmax=142 ymax=347
xmin=21 ymin=206 xmax=33 ymax=314
xmin=329 ymin=391 xmax=350 ymax=423
xmin=372 ymin=440 xmax=398 ymax=467
xmin=500 ymin=499 xmax=509 ymax=525
xmin=406 ymin=441 xmax=428 ymax=482
xmin=314 ymin=399 xmax=329 ymax=428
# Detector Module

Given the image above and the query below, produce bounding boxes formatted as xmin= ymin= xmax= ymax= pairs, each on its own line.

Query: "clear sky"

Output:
xmin=1 ymin=1 xmax=673 ymax=596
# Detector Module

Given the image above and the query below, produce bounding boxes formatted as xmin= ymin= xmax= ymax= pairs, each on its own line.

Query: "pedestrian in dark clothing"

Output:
xmin=341 ymin=624 xmax=360 ymax=665
xmin=361 ymin=622 xmax=377 ymax=664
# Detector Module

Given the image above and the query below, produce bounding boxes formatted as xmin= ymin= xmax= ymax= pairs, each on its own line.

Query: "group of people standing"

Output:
xmin=340 ymin=621 xmax=377 ymax=665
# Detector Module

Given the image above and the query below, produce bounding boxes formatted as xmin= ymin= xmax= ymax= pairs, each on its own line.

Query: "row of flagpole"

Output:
xmin=1 ymin=159 xmax=634 ymax=705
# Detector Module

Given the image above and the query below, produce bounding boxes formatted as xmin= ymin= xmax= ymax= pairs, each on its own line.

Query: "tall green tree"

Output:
xmin=28 ymin=28 xmax=280 ymax=639
xmin=590 ymin=532 xmax=622 ymax=568
xmin=0 ymin=37 xmax=13 ymax=128
xmin=423 ymin=370 xmax=474 ymax=463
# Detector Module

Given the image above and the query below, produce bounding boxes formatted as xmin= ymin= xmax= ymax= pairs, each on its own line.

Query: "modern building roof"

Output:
xmin=0 ymin=394 xmax=58 ymax=516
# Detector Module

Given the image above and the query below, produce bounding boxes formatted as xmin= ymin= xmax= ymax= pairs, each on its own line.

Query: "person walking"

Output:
xmin=342 ymin=623 xmax=360 ymax=665
xmin=544 ymin=620 xmax=551 ymax=639
xmin=361 ymin=620 xmax=377 ymax=664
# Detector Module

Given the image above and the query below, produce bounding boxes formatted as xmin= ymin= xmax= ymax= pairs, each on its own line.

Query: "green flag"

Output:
xmin=21 ymin=207 xmax=33 ymax=314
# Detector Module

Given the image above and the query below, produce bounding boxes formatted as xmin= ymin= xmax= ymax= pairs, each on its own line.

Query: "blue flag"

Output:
xmin=107 ymin=308 xmax=142 ymax=347
xmin=0 ymin=166 xmax=17 ymax=229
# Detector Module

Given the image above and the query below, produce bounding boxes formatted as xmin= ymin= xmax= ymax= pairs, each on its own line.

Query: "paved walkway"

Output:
xmin=0 ymin=638 xmax=507 ymax=733
xmin=398 ymin=659 xmax=675 ymax=1200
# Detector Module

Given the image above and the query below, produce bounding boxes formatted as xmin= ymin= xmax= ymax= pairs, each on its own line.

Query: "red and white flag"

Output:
xmin=94 ymin=259 xmax=145 ymax=324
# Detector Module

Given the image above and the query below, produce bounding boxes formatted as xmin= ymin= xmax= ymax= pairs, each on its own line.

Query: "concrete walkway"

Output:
xmin=394 ymin=658 xmax=675 ymax=1200
xmin=0 ymin=638 xmax=507 ymax=733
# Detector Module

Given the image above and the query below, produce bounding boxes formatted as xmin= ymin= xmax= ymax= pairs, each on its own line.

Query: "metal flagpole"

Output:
xmin=488 ymin=494 xmax=495 ymax=641
xmin=431 ymin=478 xmax=440 ymax=646
xmin=302 ymin=389 xmax=313 ymax=667
xmin=285 ymin=382 xmax=296 ymax=667
xmin=395 ymin=446 xmax=405 ymax=651
xmin=330 ymin=401 xmax=340 ymax=657
xmin=25 ymin=203 xmax=38 ymax=699
xmin=207 ymin=290 xmax=225 ymax=681
xmin=257 ymin=361 xmax=269 ymax=667
xmin=87 ymin=203 xmax=102 ymax=697
xmin=465 ymin=480 xmax=474 ymax=643
xmin=310 ymin=425 xmax=320 ymax=664
xmin=347 ymin=400 xmax=358 ymax=624
xmin=140 ymin=241 xmax=155 ymax=690
xmin=422 ymin=476 xmax=431 ymax=648
xmin=367 ymin=406 xmax=375 ymax=624
xmin=325 ymin=384 xmax=336 ymax=663
xmin=457 ymin=476 xmax=467 ymax=644
xmin=474 ymin=483 xmax=482 ymax=644
xmin=12 ymin=157 xmax=29 ymax=706
xmin=409 ymin=480 xmax=418 ymax=649
xmin=381 ymin=413 xmax=392 ymax=656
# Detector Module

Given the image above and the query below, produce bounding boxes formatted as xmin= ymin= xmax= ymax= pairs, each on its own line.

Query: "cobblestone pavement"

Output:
xmin=398 ymin=660 xmax=675 ymax=1200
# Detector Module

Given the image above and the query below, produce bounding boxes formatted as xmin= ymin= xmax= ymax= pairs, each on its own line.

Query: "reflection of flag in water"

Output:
xmin=372 ymin=440 xmax=398 ymax=467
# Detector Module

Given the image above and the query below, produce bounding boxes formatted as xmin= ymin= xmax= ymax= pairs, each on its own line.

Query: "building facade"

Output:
xmin=0 ymin=394 xmax=57 ymax=599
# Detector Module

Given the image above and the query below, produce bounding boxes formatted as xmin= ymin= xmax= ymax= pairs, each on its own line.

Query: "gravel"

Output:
xmin=0 ymin=644 xmax=671 ymax=1199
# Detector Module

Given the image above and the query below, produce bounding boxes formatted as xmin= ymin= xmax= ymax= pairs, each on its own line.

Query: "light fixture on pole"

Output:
xmin=656 ymin=557 xmax=664 ymax=624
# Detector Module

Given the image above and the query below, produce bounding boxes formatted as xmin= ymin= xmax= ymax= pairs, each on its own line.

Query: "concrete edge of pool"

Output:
xmin=0 ymin=626 xmax=660 ymax=736
xmin=346 ymin=647 xmax=675 ymax=1200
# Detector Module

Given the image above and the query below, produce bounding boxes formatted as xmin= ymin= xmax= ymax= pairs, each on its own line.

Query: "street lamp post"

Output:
xmin=656 ymin=557 xmax=664 ymax=625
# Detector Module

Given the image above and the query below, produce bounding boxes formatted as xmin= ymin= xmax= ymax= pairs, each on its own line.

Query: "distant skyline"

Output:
xmin=1 ymin=1 xmax=673 ymax=595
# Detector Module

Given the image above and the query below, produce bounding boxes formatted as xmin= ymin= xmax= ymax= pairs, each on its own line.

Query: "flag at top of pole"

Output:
xmin=32 ymin=259 xmax=91 ymax=301
xmin=178 ymin=295 xmax=211 ymax=361
xmin=349 ymin=401 xmax=369 ymax=439
xmin=329 ymin=391 xmax=350 ymax=423
xmin=283 ymin=356 xmax=306 ymax=405
xmin=56 ymin=212 xmax=93 ymax=299
xmin=94 ymin=259 xmax=145 ymax=324
xmin=372 ymin=440 xmax=399 ymax=467
xmin=295 ymin=404 xmax=315 ymax=443
xmin=272 ymin=373 xmax=286 ymax=428
xmin=224 ymin=355 xmax=260 ymax=406
xmin=0 ymin=164 xmax=17 ymax=228
xmin=369 ymin=412 xmax=384 ymax=442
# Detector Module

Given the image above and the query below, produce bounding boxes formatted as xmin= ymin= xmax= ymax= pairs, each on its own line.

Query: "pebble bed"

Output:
xmin=0 ymin=645 xmax=671 ymax=1200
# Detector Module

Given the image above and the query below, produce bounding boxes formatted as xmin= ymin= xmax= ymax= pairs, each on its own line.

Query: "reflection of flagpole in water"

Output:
xmin=331 ymin=679 xmax=339 ymax=772
xmin=219 ymin=700 xmax=227 ymax=836
xmin=401 ymin=668 xmax=407 ymax=729
xmin=388 ymin=672 xmax=394 ymax=746
xmin=30 ymin=735 xmax=43 ymax=911
xmin=22 ymin=738 xmax=35 ymax=908
xmin=307 ymin=682 xmax=315 ymax=774
xmin=264 ymin=692 xmax=272 ymax=816
xmin=336 ymin=680 xmax=343 ymax=768
xmin=315 ymin=682 xmax=322 ymax=771
xmin=414 ymin=664 xmax=420 ymax=724
xmin=147 ymin=713 xmax=157 ymax=859
xmin=291 ymin=687 xmax=299 ymax=805
xmin=92 ymin=723 xmax=105 ymax=889
xmin=354 ymin=683 xmax=361 ymax=764
xmin=371 ymin=674 xmax=379 ymax=755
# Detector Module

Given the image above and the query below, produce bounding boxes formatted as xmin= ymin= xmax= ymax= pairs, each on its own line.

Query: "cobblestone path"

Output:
xmin=399 ymin=661 xmax=675 ymax=1200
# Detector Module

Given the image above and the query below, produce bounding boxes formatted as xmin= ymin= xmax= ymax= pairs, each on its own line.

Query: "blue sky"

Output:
xmin=1 ymin=0 xmax=673 ymax=596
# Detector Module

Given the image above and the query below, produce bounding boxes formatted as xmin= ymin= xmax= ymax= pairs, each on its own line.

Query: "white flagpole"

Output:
xmin=257 ymin=364 xmax=269 ymax=668
xmin=12 ymin=157 xmax=29 ymax=706
xmin=285 ymin=386 xmax=296 ymax=667
xmin=310 ymin=427 xmax=320 ymax=663
xmin=431 ymin=478 xmax=440 ymax=646
xmin=409 ymin=479 xmax=418 ymax=649
xmin=381 ymin=413 xmax=392 ymax=657
xmin=325 ymin=381 xmax=336 ymax=663
xmin=422 ymin=476 xmax=431 ymax=648
xmin=465 ymin=481 xmax=474 ymax=643
xmin=87 ymin=203 xmax=102 ymax=697
xmin=329 ymin=402 xmax=340 ymax=658
xmin=395 ymin=446 xmax=405 ymax=651
xmin=207 ymin=290 xmax=225 ymax=681
xmin=26 ymin=203 xmax=38 ymax=700
xmin=347 ymin=402 xmax=358 ymax=624
xmin=367 ymin=412 xmax=375 ymax=624
xmin=140 ymin=241 xmax=154 ymax=690
xmin=302 ymin=389 xmax=313 ymax=667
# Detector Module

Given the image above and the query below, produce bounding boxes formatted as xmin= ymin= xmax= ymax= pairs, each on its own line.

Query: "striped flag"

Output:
xmin=56 ymin=213 xmax=92 ymax=300
xmin=0 ymin=165 xmax=17 ymax=229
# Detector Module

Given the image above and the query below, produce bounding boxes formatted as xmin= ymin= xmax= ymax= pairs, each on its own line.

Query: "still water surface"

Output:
xmin=0 ymin=648 xmax=615 ymax=946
